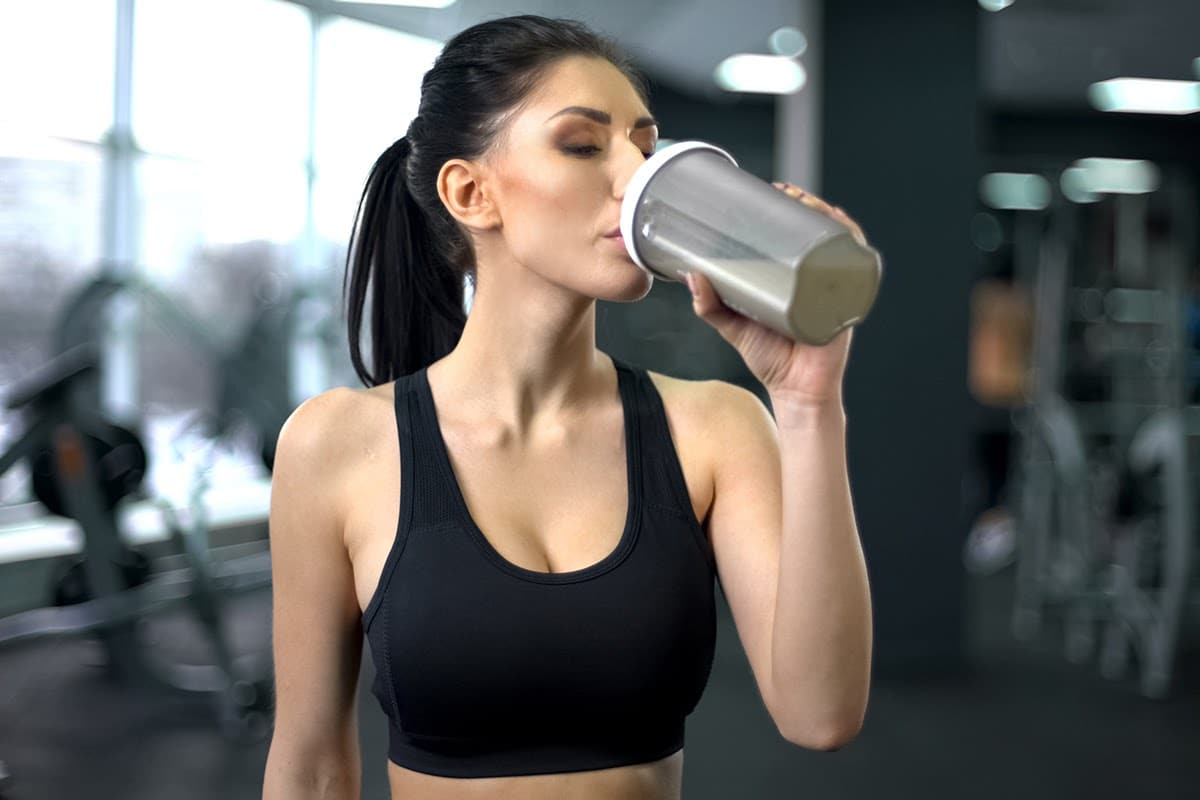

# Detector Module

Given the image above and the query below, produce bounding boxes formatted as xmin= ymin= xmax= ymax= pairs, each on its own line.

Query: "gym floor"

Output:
xmin=1 ymin=565 xmax=1197 ymax=800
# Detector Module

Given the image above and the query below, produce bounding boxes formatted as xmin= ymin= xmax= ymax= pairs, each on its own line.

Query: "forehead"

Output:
xmin=523 ymin=55 xmax=649 ymax=118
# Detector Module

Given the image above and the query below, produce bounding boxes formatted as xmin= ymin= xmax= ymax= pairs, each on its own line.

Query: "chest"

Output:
xmin=342 ymin=376 xmax=713 ymax=617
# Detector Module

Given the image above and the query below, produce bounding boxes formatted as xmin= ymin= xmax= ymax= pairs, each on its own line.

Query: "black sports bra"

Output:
xmin=362 ymin=356 xmax=717 ymax=778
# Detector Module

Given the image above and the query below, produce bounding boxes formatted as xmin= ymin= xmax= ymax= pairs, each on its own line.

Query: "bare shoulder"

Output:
xmin=644 ymin=369 xmax=710 ymax=415
xmin=644 ymin=369 xmax=769 ymax=433
xmin=277 ymin=383 xmax=390 ymax=463
xmin=273 ymin=382 xmax=397 ymax=531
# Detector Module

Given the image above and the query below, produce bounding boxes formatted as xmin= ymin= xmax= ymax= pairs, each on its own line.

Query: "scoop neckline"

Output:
xmin=414 ymin=359 xmax=642 ymax=585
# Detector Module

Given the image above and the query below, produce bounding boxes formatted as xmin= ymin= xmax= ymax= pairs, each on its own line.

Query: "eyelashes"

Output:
xmin=563 ymin=145 xmax=601 ymax=157
xmin=563 ymin=145 xmax=654 ymax=159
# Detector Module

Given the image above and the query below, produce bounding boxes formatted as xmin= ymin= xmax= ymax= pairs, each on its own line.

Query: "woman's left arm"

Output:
xmin=685 ymin=182 xmax=872 ymax=749
xmin=767 ymin=392 xmax=871 ymax=749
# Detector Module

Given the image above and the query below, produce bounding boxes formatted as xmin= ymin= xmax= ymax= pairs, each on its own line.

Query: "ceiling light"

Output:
xmin=332 ymin=0 xmax=457 ymax=8
xmin=979 ymin=172 xmax=1051 ymax=210
xmin=1088 ymin=77 xmax=1200 ymax=115
xmin=1073 ymin=157 xmax=1160 ymax=194
xmin=1060 ymin=168 xmax=1100 ymax=204
xmin=1061 ymin=158 xmax=1160 ymax=203
xmin=768 ymin=27 xmax=807 ymax=59
xmin=714 ymin=54 xmax=806 ymax=95
xmin=978 ymin=0 xmax=1015 ymax=11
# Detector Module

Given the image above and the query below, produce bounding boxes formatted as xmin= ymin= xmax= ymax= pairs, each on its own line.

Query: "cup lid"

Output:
xmin=619 ymin=140 xmax=739 ymax=276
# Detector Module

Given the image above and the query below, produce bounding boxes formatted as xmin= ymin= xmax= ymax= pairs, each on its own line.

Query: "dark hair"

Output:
xmin=342 ymin=14 xmax=649 ymax=386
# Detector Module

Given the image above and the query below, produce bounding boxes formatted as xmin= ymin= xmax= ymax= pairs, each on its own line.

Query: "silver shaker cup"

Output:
xmin=619 ymin=140 xmax=882 ymax=345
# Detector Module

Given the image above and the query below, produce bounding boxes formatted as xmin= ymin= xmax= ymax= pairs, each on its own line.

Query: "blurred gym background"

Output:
xmin=1 ymin=0 xmax=1198 ymax=797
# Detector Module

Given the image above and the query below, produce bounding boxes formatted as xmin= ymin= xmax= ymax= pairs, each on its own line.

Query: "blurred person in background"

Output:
xmin=964 ymin=247 xmax=1032 ymax=575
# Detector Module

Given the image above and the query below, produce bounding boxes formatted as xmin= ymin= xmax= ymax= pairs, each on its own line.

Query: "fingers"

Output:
xmin=773 ymin=181 xmax=828 ymax=213
xmin=773 ymin=182 xmax=867 ymax=245
xmin=773 ymin=181 xmax=832 ymax=214
xmin=685 ymin=271 xmax=740 ymax=330
xmin=830 ymin=205 xmax=867 ymax=245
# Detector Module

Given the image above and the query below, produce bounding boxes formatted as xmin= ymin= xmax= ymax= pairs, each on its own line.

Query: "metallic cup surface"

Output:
xmin=620 ymin=140 xmax=882 ymax=345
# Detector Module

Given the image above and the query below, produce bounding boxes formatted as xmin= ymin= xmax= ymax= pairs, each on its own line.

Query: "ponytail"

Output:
xmin=343 ymin=133 xmax=467 ymax=386
xmin=342 ymin=16 xmax=647 ymax=387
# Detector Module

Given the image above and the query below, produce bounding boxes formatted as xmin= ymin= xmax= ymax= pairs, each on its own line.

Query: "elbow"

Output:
xmin=772 ymin=684 xmax=870 ymax=752
xmin=809 ymin=723 xmax=863 ymax=752
xmin=778 ymin=718 xmax=864 ymax=752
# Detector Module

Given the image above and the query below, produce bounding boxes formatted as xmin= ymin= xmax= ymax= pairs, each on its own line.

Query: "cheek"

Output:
xmin=509 ymin=167 xmax=592 ymax=216
xmin=499 ymin=168 xmax=600 ymax=252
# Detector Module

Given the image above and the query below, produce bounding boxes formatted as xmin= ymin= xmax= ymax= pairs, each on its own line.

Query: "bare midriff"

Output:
xmin=384 ymin=748 xmax=684 ymax=800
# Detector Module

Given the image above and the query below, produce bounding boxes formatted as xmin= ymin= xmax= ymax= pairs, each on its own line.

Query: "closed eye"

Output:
xmin=563 ymin=145 xmax=601 ymax=157
xmin=564 ymin=145 xmax=654 ymax=159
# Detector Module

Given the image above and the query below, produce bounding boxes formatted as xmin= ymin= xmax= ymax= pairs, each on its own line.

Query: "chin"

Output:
xmin=604 ymin=266 xmax=655 ymax=303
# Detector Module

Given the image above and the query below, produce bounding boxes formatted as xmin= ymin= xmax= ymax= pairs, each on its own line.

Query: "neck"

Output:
xmin=430 ymin=264 xmax=613 ymax=441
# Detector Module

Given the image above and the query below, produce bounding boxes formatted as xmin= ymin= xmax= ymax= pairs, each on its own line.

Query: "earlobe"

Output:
xmin=438 ymin=159 xmax=501 ymax=231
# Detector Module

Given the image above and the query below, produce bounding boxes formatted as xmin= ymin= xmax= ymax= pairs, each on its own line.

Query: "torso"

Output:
xmin=338 ymin=358 xmax=716 ymax=800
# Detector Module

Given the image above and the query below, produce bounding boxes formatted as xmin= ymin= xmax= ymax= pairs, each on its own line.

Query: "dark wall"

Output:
xmin=988 ymin=107 xmax=1200 ymax=168
xmin=821 ymin=2 xmax=980 ymax=675
xmin=987 ymin=107 xmax=1200 ymax=199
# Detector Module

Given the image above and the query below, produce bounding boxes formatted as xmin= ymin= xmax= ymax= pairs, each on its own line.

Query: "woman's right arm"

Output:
xmin=262 ymin=389 xmax=365 ymax=800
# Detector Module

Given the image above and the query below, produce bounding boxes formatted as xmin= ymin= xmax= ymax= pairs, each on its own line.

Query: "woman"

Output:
xmin=262 ymin=14 xmax=871 ymax=800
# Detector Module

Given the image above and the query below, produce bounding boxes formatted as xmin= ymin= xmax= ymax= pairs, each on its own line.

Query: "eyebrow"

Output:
xmin=547 ymin=106 xmax=658 ymax=130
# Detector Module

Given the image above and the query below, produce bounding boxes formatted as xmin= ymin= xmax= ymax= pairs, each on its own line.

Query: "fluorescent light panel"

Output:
xmin=1060 ymin=167 xmax=1100 ymax=204
xmin=980 ymin=172 xmax=1051 ymax=210
xmin=1061 ymin=158 xmax=1160 ymax=202
xmin=1088 ymin=77 xmax=1200 ymax=115
xmin=714 ymin=54 xmax=806 ymax=95
xmin=1074 ymin=157 xmax=1159 ymax=194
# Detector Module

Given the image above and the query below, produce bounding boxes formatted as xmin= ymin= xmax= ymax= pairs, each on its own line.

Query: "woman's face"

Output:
xmin=476 ymin=55 xmax=660 ymax=302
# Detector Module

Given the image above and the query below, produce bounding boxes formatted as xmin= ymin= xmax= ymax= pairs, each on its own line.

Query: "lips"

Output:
xmin=604 ymin=227 xmax=622 ymax=238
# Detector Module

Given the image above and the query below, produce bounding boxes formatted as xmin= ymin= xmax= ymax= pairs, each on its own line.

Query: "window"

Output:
xmin=130 ymin=0 xmax=312 ymax=490
xmin=0 ymin=1 xmax=115 ymax=142
xmin=313 ymin=17 xmax=440 ymax=250
xmin=0 ymin=1 xmax=438 ymax=511
xmin=0 ymin=0 xmax=113 ymax=414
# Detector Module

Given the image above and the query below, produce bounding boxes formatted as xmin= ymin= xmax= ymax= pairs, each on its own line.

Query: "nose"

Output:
xmin=612 ymin=141 xmax=647 ymax=202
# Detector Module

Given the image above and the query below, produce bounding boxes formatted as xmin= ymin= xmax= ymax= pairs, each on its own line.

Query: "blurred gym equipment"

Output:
xmin=1006 ymin=165 xmax=1198 ymax=698
xmin=0 ymin=343 xmax=276 ymax=792
xmin=51 ymin=270 xmax=339 ymax=472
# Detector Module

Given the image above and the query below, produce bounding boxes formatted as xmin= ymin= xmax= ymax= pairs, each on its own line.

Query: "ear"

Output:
xmin=437 ymin=159 xmax=501 ymax=232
